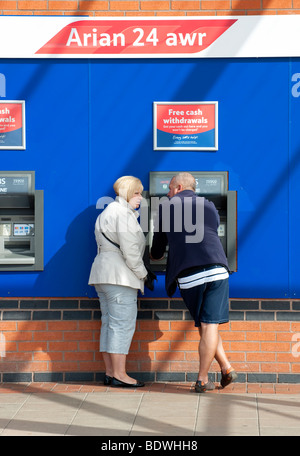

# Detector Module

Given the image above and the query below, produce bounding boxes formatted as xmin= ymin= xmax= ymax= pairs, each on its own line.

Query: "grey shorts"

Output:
xmin=95 ymin=284 xmax=138 ymax=355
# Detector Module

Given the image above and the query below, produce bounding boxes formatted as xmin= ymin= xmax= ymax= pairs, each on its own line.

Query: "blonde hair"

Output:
xmin=113 ymin=175 xmax=143 ymax=202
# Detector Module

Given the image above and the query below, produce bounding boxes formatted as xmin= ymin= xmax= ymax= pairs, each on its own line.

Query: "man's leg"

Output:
xmin=199 ymin=327 xmax=234 ymax=376
xmin=198 ymin=279 xmax=237 ymax=388
xmin=214 ymin=333 xmax=237 ymax=387
xmin=198 ymin=322 xmax=219 ymax=383
xmin=214 ymin=333 xmax=232 ymax=374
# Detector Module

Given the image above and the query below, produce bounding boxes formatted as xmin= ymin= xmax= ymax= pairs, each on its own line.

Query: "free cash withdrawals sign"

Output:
xmin=0 ymin=101 xmax=25 ymax=150
xmin=153 ymin=102 xmax=218 ymax=151
xmin=1 ymin=16 xmax=300 ymax=58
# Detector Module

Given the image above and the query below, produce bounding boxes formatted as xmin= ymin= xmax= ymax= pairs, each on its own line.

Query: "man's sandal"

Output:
xmin=195 ymin=380 xmax=216 ymax=393
xmin=220 ymin=368 xmax=238 ymax=388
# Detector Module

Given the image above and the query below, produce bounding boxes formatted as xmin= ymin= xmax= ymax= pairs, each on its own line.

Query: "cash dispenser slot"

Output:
xmin=4 ymin=240 xmax=31 ymax=250
xmin=0 ymin=240 xmax=34 ymax=265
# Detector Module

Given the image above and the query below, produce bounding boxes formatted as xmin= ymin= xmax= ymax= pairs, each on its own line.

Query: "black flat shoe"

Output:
xmin=104 ymin=374 xmax=113 ymax=386
xmin=111 ymin=377 xmax=145 ymax=388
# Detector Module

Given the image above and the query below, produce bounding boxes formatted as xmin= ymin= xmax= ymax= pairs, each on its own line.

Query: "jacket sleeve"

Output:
xmin=116 ymin=210 xmax=147 ymax=280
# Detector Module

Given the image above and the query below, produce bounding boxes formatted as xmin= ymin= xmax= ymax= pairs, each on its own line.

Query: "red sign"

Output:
xmin=154 ymin=102 xmax=218 ymax=150
xmin=36 ymin=19 xmax=236 ymax=56
xmin=0 ymin=103 xmax=23 ymax=133
xmin=156 ymin=103 xmax=216 ymax=135
xmin=0 ymin=101 xmax=25 ymax=149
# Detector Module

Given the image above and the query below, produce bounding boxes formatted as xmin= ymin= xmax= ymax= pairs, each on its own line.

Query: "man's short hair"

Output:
xmin=173 ymin=172 xmax=196 ymax=191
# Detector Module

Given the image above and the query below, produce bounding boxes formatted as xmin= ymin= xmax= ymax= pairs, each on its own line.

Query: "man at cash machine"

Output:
xmin=150 ymin=172 xmax=237 ymax=393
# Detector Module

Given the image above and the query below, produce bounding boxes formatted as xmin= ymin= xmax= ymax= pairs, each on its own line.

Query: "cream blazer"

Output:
xmin=88 ymin=196 xmax=147 ymax=293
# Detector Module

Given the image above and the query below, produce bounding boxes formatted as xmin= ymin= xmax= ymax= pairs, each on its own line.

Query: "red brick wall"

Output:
xmin=0 ymin=0 xmax=299 ymax=17
xmin=134 ymin=319 xmax=300 ymax=382
xmin=0 ymin=297 xmax=300 ymax=383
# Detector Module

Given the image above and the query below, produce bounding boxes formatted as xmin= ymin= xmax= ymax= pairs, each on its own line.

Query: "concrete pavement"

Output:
xmin=0 ymin=382 xmax=300 ymax=436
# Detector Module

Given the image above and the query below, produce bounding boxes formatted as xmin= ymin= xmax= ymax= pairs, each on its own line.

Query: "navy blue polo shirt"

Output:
xmin=150 ymin=190 xmax=229 ymax=297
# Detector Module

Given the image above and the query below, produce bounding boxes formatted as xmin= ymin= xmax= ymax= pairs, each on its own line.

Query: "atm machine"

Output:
xmin=145 ymin=171 xmax=237 ymax=272
xmin=0 ymin=171 xmax=43 ymax=271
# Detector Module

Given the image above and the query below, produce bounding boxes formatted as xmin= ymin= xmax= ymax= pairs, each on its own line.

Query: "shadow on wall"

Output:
xmin=32 ymin=143 xmax=300 ymax=299
xmin=33 ymin=202 xmax=166 ymax=299
xmin=33 ymin=205 xmax=99 ymax=297
xmin=1 ymin=314 xmax=164 ymax=382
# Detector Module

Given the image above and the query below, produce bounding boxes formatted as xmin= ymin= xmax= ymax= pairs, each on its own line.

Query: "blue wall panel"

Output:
xmin=289 ymin=61 xmax=300 ymax=298
xmin=0 ymin=58 xmax=297 ymax=299
xmin=0 ymin=60 xmax=90 ymax=297
xmin=89 ymin=59 xmax=290 ymax=299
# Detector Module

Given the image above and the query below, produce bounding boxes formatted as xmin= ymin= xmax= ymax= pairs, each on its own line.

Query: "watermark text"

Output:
xmin=96 ymin=195 xmax=205 ymax=243
xmin=0 ymin=73 xmax=5 ymax=97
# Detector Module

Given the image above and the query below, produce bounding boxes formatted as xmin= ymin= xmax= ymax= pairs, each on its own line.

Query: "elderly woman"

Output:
xmin=89 ymin=176 xmax=147 ymax=388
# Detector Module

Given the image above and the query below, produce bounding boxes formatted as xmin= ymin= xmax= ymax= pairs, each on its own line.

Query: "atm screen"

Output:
xmin=150 ymin=177 xmax=171 ymax=195
xmin=149 ymin=172 xmax=227 ymax=196
xmin=194 ymin=176 xmax=224 ymax=195
xmin=0 ymin=176 xmax=31 ymax=194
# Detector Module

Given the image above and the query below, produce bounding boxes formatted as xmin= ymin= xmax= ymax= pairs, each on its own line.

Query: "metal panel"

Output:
xmin=227 ymin=190 xmax=237 ymax=273
xmin=34 ymin=189 xmax=44 ymax=271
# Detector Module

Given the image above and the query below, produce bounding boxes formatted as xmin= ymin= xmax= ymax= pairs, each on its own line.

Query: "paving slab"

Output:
xmin=0 ymin=382 xmax=299 ymax=437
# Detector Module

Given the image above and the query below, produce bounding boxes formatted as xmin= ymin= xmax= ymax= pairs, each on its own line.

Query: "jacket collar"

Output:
xmin=171 ymin=189 xmax=195 ymax=200
xmin=115 ymin=196 xmax=139 ymax=218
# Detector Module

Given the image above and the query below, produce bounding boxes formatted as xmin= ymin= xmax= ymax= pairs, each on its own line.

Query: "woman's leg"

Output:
xmin=101 ymin=352 xmax=114 ymax=378
xmin=95 ymin=285 xmax=113 ymax=377
xmin=101 ymin=353 xmax=135 ymax=384
xmin=97 ymin=284 xmax=138 ymax=384
xmin=110 ymin=353 xmax=136 ymax=384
